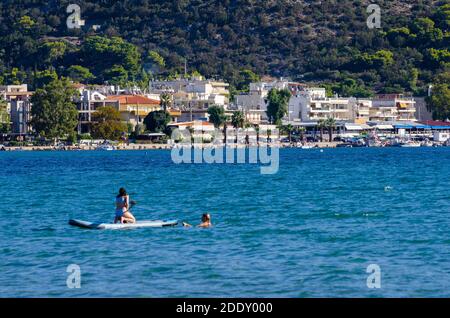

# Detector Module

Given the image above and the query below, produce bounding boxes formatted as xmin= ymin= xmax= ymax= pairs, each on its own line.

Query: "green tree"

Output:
xmin=436 ymin=3 xmax=450 ymax=29
xmin=18 ymin=15 xmax=35 ymax=30
xmin=81 ymin=36 xmax=141 ymax=82
xmin=298 ymin=126 xmax=306 ymax=142
xmin=231 ymin=110 xmax=246 ymax=144
xmin=331 ymin=78 xmax=374 ymax=98
xmin=160 ymin=92 xmax=172 ymax=111
xmin=254 ymin=124 xmax=260 ymax=146
xmin=373 ymin=50 xmax=395 ymax=67
xmin=147 ymin=50 xmax=166 ymax=69
xmin=39 ymin=41 xmax=67 ymax=66
xmin=30 ymin=78 xmax=78 ymax=141
xmin=427 ymin=48 xmax=450 ymax=68
xmin=223 ymin=121 xmax=229 ymax=145
xmin=207 ymin=105 xmax=227 ymax=128
xmin=427 ymin=73 xmax=450 ymax=120
xmin=266 ymin=88 xmax=291 ymax=125
xmin=386 ymin=27 xmax=411 ymax=47
xmin=91 ymin=106 xmax=127 ymax=141
xmin=284 ymin=124 xmax=294 ymax=143
xmin=0 ymin=95 xmax=10 ymax=134
xmin=325 ymin=117 xmax=336 ymax=142
xmin=4 ymin=68 xmax=27 ymax=85
xmin=186 ymin=125 xmax=195 ymax=145
xmin=236 ymin=69 xmax=260 ymax=92
xmin=266 ymin=128 xmax=272 ymax=143
xmin=317 ymin=119 xmax=326 ymax=142
xmin=33 ymin=69 xmax=58 ymax=89
xmin=104 ymin=65 xmax=128 ymax=85
xmin=427 ymin=85 xmax=450 ymax=120
xmin=137 ymin=68 xmax=150 ymax=92
xmin=144 ymin=110 xmax=171 ymax=133
xmin=67 ymin=65 xmax=95 ymax=83
xmin=412 ymin=18 xmax=436 ymax=36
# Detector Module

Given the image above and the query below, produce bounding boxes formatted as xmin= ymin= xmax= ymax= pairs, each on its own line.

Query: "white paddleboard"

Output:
xmin=69 ymin=219 xmax=178 ymax=230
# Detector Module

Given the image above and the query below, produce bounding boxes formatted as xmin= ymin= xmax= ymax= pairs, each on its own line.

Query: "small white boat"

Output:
xmin=400 ymin=142 xmax=421 ymax=148
xmin=96 ymin=144 xmax=115 ymax=151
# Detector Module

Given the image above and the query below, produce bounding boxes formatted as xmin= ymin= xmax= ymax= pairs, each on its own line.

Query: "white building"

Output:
xmin=149 ymin=77 xmax=230 ymax=110
xmin=434 ymin=131 xmax=450 ymax=142
xmin=370 ymin=94 xmax=417 ymax=122
xmin=235 ymin=80 xmax=307 ymax=121
xmin=351 ymin=99 xmax=372 ymax=124
xmin=290 ymin=87 xmax=355 ymax=122
xmin=237 ymin=81 xmax=422 ymax=125
xmin=0 ymin=84 xmax=33 ymax=136
xmin=74 ymin=88 xmax=113 ymax=134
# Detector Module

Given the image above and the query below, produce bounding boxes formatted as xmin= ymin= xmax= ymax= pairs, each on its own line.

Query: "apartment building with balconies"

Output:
xmin=370 ymin=94 xmax=417 ymax=122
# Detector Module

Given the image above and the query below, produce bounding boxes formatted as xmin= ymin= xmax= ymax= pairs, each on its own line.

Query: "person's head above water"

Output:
xmin=117 ymin=187 xmax=127 ymax=197
xmin=202 ymin=213 xmax=211 ymax=223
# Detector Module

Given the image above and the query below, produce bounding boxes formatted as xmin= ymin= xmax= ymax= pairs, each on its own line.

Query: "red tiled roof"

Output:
xmin=108 ymin=95 xmax=160 ymax=105
xmin=419 ymin=120 xmax=450 ymax=126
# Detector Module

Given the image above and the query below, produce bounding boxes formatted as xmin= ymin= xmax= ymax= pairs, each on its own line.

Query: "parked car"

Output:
xmin=306 ymin=136 xmax=319 ymax=142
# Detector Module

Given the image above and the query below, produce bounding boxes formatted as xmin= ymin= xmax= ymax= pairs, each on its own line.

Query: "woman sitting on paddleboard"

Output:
xmin=114 ymin=188 xmax=136 ymax=224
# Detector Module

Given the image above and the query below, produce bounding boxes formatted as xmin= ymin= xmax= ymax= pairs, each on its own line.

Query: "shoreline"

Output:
xmin=0 ymin=142 xmax=343 ymax=152
xmin=1 ymin=141 xmax=448 ymax=152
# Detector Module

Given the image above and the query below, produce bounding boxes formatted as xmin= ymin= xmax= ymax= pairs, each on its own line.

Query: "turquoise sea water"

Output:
xmin=1 ymin=148 xmax=450 ymax=297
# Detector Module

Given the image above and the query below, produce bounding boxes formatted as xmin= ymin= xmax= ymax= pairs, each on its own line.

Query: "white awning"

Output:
xmin=345 ymin=123 xmax=363 ymax=131
xmin=374 ymin=124 xmax=394 ymax=130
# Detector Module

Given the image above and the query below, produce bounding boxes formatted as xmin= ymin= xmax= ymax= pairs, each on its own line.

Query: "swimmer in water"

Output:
xmin=183 ymin=213 xmax=212 ymax=228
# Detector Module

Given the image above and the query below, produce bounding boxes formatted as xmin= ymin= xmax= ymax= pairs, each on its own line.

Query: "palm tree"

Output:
xmin=186 ymin=125 xmax=195 ymax=146
xmin=244 ymin=121 xmax=252 ymax=146
xmin=276 ymin=123 xmax=283 ymax=142
xmin=254 ymin=124 xmax=260 ymax=147
xmin=223 ymin=116 xmax=230 ymax=146
xmin=285 ymin=124 xmax=294 ymax=143
xmin=231 ymin=111 xmax=246 ymax=144
xmin=267 ymin=129 xmax=272 ymax=144
xmin=160 ymin=92 xmax=172 ymax=112
xmin=317 ymin=119 xmax=326 ymax=142
xmin=325 ymin=117 xmax=336 ymax=142
xmin=207 ymin=105 xmax=226 ymax=129
xmin=298 ymin=126 xmax=306 ymax=143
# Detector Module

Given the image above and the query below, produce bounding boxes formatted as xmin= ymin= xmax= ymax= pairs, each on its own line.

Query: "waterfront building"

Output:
xmin=149 ymin=77 xmax=230 ymax=110
xmin=75 ymin=88 xmax=118 ymax=134
xmin=0 ymin=84 xmax=33 ymax=137
xmin=351 ymin=99 xmax=372 ymax=124
xmin=179 ymin=108 xmax=263 ymax=125
xmin=237 ymin=80 xmax=423 ymax=126
xmin=168 ymin=120 xmax=215 ymax=132
xmin=179 ymin=109 xmax=210 ymax=123
xmin=242 ymin=109 xmax=264 ymax=124
xmin=419 ymin=120 xmax=450 ymax=142
xmin=235 ymin=79 xmax=307 ymax=122
xmin=433 ymin=131 xmax=450 ymax=142
xmin=74 ymin=83 xmax=184 ymax=133
xmin=168 ymin=120 xmax=216 ymax=142
xmin=370 ymin=94 xmax=417 ymax=122
xmin=294 ymin=87 xmax=354 ymax=122
xmin=106 ymin=95 xmax=162 ymax=128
